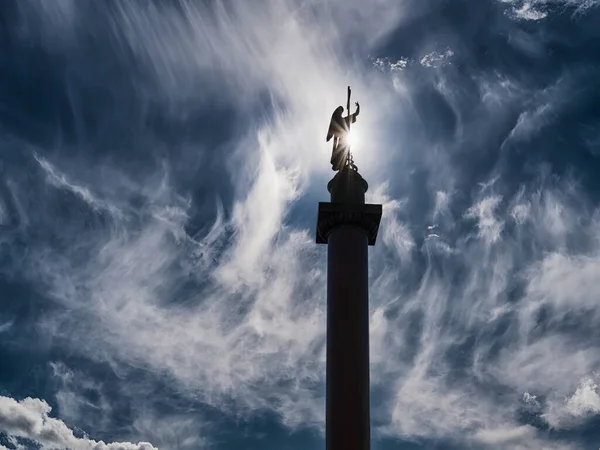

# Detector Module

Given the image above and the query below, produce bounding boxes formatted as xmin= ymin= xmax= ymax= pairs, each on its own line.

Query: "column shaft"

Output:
xmin=326 ymin=226 xmax=370 ymax=450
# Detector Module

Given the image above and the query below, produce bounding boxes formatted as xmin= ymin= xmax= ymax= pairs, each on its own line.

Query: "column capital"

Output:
xmin=316 ymin=202 xmax=382 ymax=246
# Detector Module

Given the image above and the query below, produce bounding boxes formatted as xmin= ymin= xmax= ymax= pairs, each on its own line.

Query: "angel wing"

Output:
xmin=326 ymin=107 xmax=346 ymax=142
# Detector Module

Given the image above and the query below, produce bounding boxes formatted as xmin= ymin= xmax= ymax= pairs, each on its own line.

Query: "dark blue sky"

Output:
xmin=1 ymin=0 xmax=600 ymax=449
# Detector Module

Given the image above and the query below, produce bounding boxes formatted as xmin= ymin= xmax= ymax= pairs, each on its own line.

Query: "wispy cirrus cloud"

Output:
xmin=0 ymin=320 xmax=13 ymax=333
xmin=2 ymin=1 xmax=600 ymax=450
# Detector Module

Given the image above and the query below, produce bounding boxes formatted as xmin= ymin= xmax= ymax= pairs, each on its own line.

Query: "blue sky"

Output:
xmin=1 ymin=0 xmax=600 ymax=449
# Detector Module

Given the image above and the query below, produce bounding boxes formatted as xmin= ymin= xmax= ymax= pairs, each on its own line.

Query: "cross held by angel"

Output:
xmin=326 ymin=86 xmax=360 ymax=171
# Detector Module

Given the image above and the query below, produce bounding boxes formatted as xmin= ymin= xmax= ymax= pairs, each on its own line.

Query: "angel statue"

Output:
xmin=326 ymin=86 xmax=360 ymax=171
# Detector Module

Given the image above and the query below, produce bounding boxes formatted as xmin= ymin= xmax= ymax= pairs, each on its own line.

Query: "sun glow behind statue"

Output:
xmin=347 ymin=129 xmax=359 ymax=149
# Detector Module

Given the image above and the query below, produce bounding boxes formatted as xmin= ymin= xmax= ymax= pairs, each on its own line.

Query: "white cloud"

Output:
xmin=475 ymin=425 xmax=536 ymax=444
xmin=566 ymin=377 xmax=600 ymax=416
xmin=49 ymin=362 xmax=111 ymax=432
xmin=0 ymin=201 xmax=6 ymax=226
xmin=433 ymin=190 xmax=452 ymax=221
xmin=419 ymin=49 xmax=454 ymax=68
xmin=508 ymin=103 xmax=554 ymax=141
xmin=523 ymin=392 xmax=540 ymax=407
xmin=33 ymin=153 xmax=123 ymax=219
xmin=543 ymin=377 xmax=600 ymax=428
xmin=389 ymin=372 xmax=492 ymax=438
xmin=525 ymin=251 xmax=600 ymax=319
xmin=375 ymin=177 xmax=600 ymax=446
xmin=132 ymin=413 xmax=207 ymax=450
xmin=14 ymin=0 xmax=78 ymax=50
xmin=0 ymin=395 xmax=158 ymax=450
xmin=372 ymin=57 xmax=409 ymax=73
xmin=369 ymin=183 xmax=415 ymax=261
xmin=0 ymin=319 xmax=13 ymax=333
xmin=511 ymin=202 xmax=530 ymax=224
xmin=10 ymin=0 xmax=413 ymax=428
xmin=6 ymin=1 xmax=600 ymax=449
xmin=465 ymin=195 xmax=504 ymax=244
xmin=499 ymin=0 xmax=600 ymax=20
xmin=504 ymin=1 xmax=548 ymax=20
xmin=27 ymin=152 xmax=328 ymax=427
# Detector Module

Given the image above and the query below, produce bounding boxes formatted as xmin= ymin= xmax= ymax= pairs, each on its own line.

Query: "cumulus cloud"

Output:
xmin=0 ymin=395 xmax=158 ymax=450
xmin=542 ymin=377 xmax=600 ymax=428
xmin=419 ymin=49 xmax=454 ymax=68
xmin=501 ymin=0 xmax=548 ymax=20
xmin=566 ymin=377 xmax=600 ymax=417
xmin=372 ymin=57 xmax=409 ymax=73
xmin=499 ymin=0 xmax=600 ymax=20
xmin=523 ymin=391 xmax=540 ymax=407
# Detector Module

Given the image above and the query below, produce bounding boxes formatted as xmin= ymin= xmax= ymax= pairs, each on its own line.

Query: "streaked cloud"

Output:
xmin=2 ymin=1 xmax=600 ymax=450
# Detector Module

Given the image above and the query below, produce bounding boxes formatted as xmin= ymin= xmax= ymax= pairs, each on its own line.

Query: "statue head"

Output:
xmin=334 ymin=106 xmax=344 ymax=116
